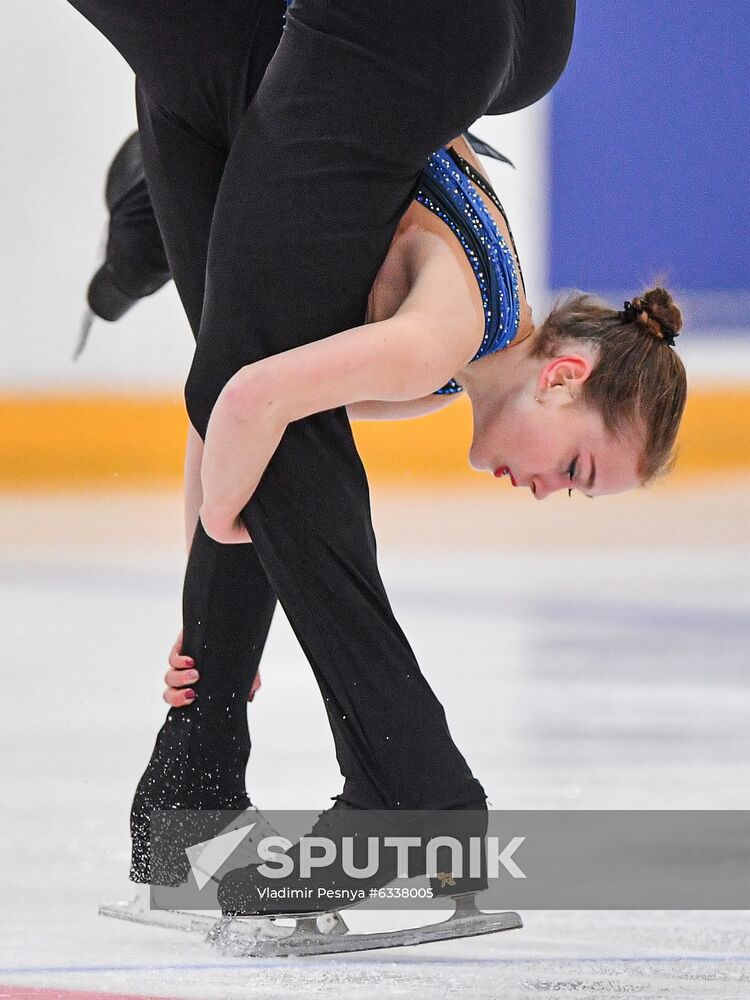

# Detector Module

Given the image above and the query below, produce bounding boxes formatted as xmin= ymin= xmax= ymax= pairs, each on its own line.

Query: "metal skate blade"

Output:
xmin=211 ymin=903 xmax=521 ymax=957
xmin=72 ymin=308 xmax=95 ymax=361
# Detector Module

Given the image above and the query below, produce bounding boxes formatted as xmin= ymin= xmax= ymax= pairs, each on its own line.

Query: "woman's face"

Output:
xmin=468 ymin=355 xmax=644 ymax=500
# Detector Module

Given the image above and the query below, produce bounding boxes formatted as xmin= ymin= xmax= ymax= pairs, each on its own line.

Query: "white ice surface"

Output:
xmin=1 ymin=482 xmax=749 ymax=998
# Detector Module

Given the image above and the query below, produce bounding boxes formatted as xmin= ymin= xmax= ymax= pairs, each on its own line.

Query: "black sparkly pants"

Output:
xmin=64 ymin=0 xmax=574 ymax=880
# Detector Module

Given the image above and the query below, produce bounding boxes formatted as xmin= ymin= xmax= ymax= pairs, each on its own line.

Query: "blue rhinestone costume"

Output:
xmin=415 ymin=144 xmax=524 ymax=395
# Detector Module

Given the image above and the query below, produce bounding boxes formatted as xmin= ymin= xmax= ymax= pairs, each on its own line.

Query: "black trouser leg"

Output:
xmin=120 ymin=11 xmax=287 ymax=880
xmin=130 ymin=523 xmax=277 ymax=881
xmin=180 ymin=1 xmax=519 ymax=811
xmin=61 ymin=2 xmax=287 ymax=879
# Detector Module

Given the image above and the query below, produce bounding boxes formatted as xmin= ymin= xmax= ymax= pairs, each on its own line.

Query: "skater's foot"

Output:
xmin=75 ymin=132 xmax=170 ymax=358
xmin=218 ymin=801 xmax=490 ymax=916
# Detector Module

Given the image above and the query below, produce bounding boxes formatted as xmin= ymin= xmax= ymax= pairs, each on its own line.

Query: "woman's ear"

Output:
xmin=537 ymin=354 xmax=593 ymax=400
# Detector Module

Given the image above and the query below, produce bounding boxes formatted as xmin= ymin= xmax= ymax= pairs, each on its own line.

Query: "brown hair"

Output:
xmin=531 ymin=286 xmax=687 ymax=483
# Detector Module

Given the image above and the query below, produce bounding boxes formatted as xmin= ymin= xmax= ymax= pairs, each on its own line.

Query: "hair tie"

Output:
xmin=620 ymin=300 xmax=676 ymax=347
xmin=619 ymin=300 xmax=638 ymax=323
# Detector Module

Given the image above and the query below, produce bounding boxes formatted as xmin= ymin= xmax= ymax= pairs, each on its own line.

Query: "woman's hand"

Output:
xmin=198 ymin=508 xmax=253 ymax=545
xmin=163 ymin=628 xmax=261 ymax=707
xmin=199 ymin=365 xmax=288 ymax=545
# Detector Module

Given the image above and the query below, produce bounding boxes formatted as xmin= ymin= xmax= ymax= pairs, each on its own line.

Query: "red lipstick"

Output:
xmin=494 ymin=466 xmax=517 ymax=486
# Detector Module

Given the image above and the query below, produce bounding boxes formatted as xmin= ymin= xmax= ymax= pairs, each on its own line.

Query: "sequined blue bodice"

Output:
xmin=415 ymin=146 xmax=522 ymax=395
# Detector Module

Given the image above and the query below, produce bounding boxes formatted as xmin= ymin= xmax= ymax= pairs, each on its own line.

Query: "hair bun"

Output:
xmin=623 ymin=288 xmax=682 ymax=346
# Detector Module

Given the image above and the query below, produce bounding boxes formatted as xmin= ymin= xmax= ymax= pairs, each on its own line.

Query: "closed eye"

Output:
xmin=567 ymin=457 xmax=578 ymax=497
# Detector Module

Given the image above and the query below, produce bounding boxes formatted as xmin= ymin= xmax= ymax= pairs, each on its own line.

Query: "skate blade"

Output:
xmin=210 ymin=901 xmax=522 ymax=957
xmin=72 ymin=308 xmax=95 ymax=361
xmin=99 ymin=895 xmax=217 ymax=935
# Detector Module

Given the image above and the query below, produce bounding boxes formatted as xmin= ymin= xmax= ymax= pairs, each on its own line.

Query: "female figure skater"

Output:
xmin=63 ymin=0 xmax=679 ymax=907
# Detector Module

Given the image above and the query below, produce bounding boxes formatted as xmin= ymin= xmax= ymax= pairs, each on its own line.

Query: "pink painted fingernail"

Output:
xmin=184 ymin=689 xmax=196 ymax=702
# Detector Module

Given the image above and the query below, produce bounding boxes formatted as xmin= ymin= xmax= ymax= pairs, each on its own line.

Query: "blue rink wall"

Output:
xmin=549 ymin=0 xmax=750 ymax=303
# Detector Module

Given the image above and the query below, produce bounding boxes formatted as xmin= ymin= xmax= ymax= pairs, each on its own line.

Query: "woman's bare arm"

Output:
xmin=199 ymin=245 xmax=479 ymax=542
xmin=186 ymin=395 xmax=454 ymax=545
xmin=346 ymin=393 xmax=458 ymax=421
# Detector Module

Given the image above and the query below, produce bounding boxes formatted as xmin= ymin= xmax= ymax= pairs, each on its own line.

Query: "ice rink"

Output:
xmin=2 ymin=478 xmax=749 ymax=999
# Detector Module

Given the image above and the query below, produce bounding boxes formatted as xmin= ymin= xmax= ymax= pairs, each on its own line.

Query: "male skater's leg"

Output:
xmin=182 ymin=0 xmax=524 ymax=812
xmin=123 ymin=111 xmax=281 ymax=879
xmin=61 ymin=2 xmax=289 ymax=880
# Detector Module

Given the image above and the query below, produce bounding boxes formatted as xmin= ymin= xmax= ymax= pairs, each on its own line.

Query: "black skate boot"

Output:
xmin=99 ymin=803 xmax=296 ymax=935
xmin=74 ymin=132 xmax=171 ymax=358
xmin=210 ymin=802 xmax=520 ymax=957
xmin=217 ymin=800 xmax=490 ymax=916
